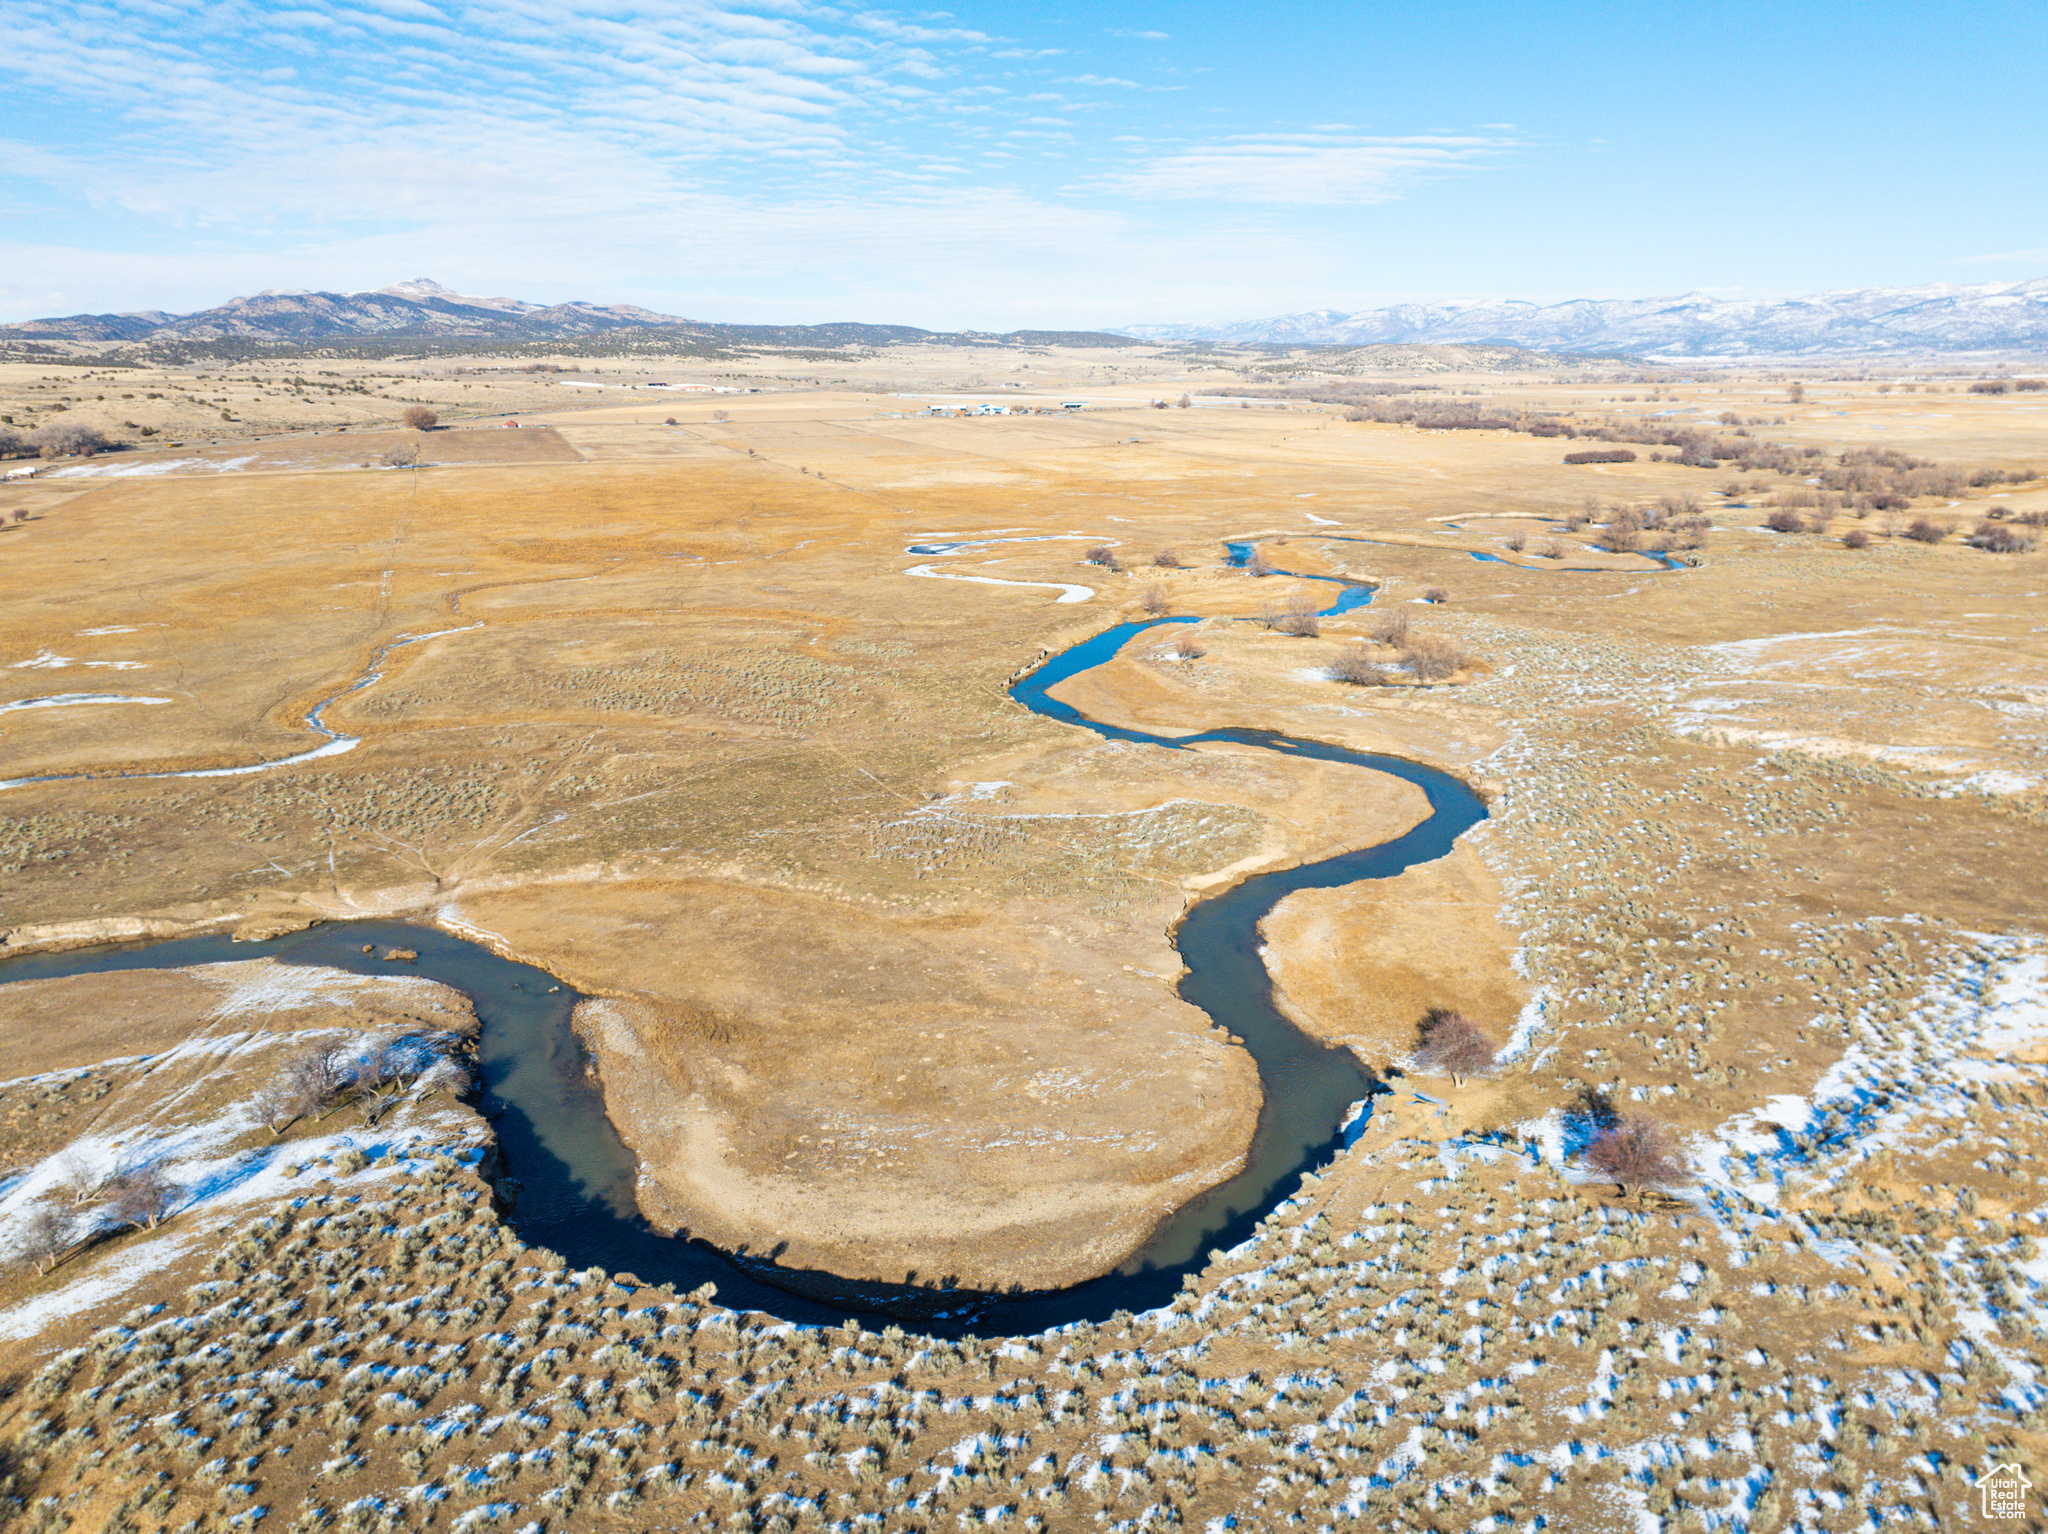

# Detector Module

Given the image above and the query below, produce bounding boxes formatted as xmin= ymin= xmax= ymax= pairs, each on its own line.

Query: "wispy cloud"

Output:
xmin=1946 ymin=247 xmax=2048 ymax=267
xmin=0 ymin=0 xmax=955 ymax=231
xmin=0 ymin=2 xmax=1539 ymax=325
xmin=1092 ymin=133 xmax=1515 ymax=205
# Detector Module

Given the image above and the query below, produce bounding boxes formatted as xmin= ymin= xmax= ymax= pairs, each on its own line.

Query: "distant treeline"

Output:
xmin=82 ymin=323 xmax=1144 ymax=368
xmin=1201 ymin=384 xmax=2040 ymax=498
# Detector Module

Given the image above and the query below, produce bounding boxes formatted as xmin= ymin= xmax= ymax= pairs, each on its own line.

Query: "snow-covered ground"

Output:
xmin=0 ymin=1011 xmax=485 ymax=1341
xmin=903 ymin=564 xmax=1094 ymax=604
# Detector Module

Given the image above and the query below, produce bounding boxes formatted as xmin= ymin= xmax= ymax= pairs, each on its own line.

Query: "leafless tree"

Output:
xmin=1244 ymin=550 xmax=1275 ymax=578
xmin=1585 ymin=1114 xmax=1696 ymax=1197
xmin=1150 ymin=548 xmax=1184 ymax=568
xmin=1370 ymin=609 xmax=1411 ymax=647
xmin=0 ymin=426 xmax=25 ymax=458
xmin=17 ymin=1203 xmax=71 ymax=1276
xmin=32 ymin=423 xmax=112 ymax=460
xmin=1537 ymin=539 xmax=1564 ymax=559
xmin=1140 ymin=585 xmax=1171 ymax=616
xmin=1841 ymin=528 xmax=1872 ymax=550
xmin=261 ymin=1044 xmax=362 ymax=1135
xmin=712 ymin=409 xmax=730 ymax=422
xmin=1503 ymin=533 xmax=1526 ymax=553
xmin=1412 ymin=1008 xmax=1498 ymax=1086
xmin=1176 ymin=394 xmax=1191 ymax=409
xmin=1422 ymin=586 xmax=1448 ymax=604
xmin=401 ymin=405 xmax=438 ymax=431
xmin=382 ymin=444 xmax=419 ymax=468
xmin=106 ymin=1164 xmax=180 ymax=1231
xmin=1170 ymin=632 xmax=1206 ymax=660
xmin=1084 ymin=544 xmax=1121 ymax=571
xmin=51 ymin=1154 xmax=104 ymax=1207
xmin=1904 ymin=518 xmax=1947 ymax=544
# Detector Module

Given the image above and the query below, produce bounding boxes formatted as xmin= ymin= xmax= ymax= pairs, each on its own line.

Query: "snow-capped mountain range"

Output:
xmin=1122 ymin=279 xmax=2048 ymax=357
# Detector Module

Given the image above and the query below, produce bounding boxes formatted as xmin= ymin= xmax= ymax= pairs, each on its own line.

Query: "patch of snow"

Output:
xmin=42 ymin=458 xmax=201 ymax=479
xmin=904 ymin=564 xmax=1093 ymax=604
xmin=0 ymin=694 xmax=172 ymax=714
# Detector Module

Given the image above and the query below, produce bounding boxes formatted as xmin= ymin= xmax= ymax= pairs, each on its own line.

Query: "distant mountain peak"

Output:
xmin=1124 ymin=278 xmax=2048 ymax=357
xmin=372 ymin=277 xmax=537 ymax=315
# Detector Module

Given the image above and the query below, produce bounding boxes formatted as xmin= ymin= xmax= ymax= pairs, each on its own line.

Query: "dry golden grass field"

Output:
xmin=0 ymin=346 xmax=2044 ymax=1533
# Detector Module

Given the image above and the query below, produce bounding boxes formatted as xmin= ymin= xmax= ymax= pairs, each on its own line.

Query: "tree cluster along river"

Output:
xmin=0 ymin=541 xmax=1490 ymax=1339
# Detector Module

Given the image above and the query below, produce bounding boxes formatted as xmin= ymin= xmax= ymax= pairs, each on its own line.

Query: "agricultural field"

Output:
xmin=0 ymin=347 xmax=2044 ymax=1532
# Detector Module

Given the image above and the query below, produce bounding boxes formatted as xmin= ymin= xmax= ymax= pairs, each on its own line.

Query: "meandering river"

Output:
xmin=0 ymin=570 xmax=1485 ymax=1337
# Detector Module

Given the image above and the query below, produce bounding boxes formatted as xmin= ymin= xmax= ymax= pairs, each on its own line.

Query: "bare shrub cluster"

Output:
xmin=1400 ymin=632 xmax=1467 ymax=681
xmin=1966 ymin=522 xmax=2036 ymax=554
xmin=1206 ymin=383 xmax=2039 ymax=497
xmin=1328 ymin=646 xmax=1387 ymax=686
xmin=1084 ymin=544 xmax=1121 ymax=571
xmin=1586 ymin=498 xmax=1710 ymax=553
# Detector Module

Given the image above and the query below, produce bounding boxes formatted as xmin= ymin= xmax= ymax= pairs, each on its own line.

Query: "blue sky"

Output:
xmin=3 ymin=0 xmax=2043 ymax=327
